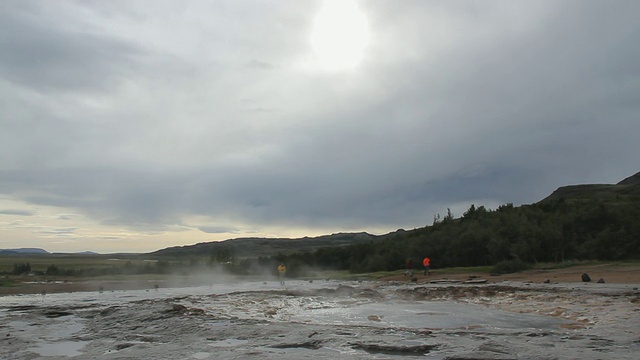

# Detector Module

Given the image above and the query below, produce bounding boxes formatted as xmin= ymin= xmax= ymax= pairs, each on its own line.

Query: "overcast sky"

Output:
xmin=1 ymin=0 xmax=639 ymax=253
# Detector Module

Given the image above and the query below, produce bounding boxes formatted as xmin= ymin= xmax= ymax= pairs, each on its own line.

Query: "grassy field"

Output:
xmin=2 ymin=254 xmax=639 ymax=287
xmin=0 ymin=254 xmax=149 ymax=273
xmin=3 ymin=254 xmax=636 ymax=275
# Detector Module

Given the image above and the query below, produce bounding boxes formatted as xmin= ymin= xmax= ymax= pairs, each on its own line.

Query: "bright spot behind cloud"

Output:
xmin=310 ymin=0 xmax=370 ymax=71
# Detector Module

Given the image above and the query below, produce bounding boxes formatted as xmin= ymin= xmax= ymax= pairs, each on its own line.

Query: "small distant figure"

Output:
xmin=277 ymin=263 xmax=287 ymax=285
xmin=405 ymin=259 xmax=413 ymax=277
xmin=422 ymin=257 xmax=431 ymax=275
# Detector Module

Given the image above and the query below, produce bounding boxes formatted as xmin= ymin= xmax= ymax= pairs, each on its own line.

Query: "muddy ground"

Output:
xmin=381 ymin=263 xmax=640 ymax=284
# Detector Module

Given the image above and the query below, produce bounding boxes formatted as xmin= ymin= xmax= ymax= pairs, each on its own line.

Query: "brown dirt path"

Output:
xmin=380 ymin=263 xmax=640 ymax=284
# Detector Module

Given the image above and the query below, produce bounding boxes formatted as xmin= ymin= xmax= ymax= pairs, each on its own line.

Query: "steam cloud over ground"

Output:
xmin=1 ymin=279 xmax=639 ymax=359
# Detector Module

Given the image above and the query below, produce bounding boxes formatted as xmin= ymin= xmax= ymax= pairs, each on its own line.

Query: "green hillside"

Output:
xmin=269 ymin=171 xmax=640 ymax=274
xmin=148 ymin=232 xmax=380 ymax=259
xmin=540 ymin=171 xmax=640 ymax=202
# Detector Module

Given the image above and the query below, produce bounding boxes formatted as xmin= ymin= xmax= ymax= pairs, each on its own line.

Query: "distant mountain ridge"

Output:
xmin=0 ymin=248 xmax=100 ymax=255
xmin=53 ymin=251 xmax=100 ymax=255
xmin=0 ymin=248 xmax=50 ymax=255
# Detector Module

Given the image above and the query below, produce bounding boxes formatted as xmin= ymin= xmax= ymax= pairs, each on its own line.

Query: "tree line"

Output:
xmin=270 ymin=196 xmax=640 ymax=275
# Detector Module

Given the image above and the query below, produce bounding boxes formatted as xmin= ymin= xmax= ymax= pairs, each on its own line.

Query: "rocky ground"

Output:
xmin=1 ymin=273 xmax=639 ymax=359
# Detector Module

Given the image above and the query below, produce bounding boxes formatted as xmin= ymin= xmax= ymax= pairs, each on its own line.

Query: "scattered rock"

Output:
xmin=359 ymin=288 xmax=382 ymax=299
xmin=477 ymin=341 xmax=514 ymax=355
xmin=463 ymin=279 xmax=488 ymax=284
xmin=445 ymin=350 xmax=517 ymax=360
xmin=581 ymin=273 xmax=591 ymax=282
xmin=367 ymin=315 xmax=382 ymax=322
xmin=447 ymin=340 xmax=516 ymax=359
xmin=352 ymin=343 xmax=437 ymax=355
xmin=272 ymin=339 xmax=322 ymax=349
xmin=44 ymin=310 xmax=73 ymax=318
xmin=169 ymin=304 xmax=187 ymax=313
xmin=525 ymin=331 xmax=551 ymax=337
xmin=336 ymin=284 xmax=356 ymax=293
xmin=189 ymin=308 xmax=205 ymax=315
xmin=543 ymin=279 xmax=551 ymax=284
xmin=115 ymin=343 xmax=135 ymax=350
xmin=429 ymin=279 xmax=462 ymax=284
xmin=597 ymin=278 xmax=605 ymax=283
xmin=7 ymin=305 xmax=38 ymax=312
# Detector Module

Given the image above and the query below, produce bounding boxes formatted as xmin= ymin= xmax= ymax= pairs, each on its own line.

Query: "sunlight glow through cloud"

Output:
xmin=310 ymin=0 xmax=370 ymax=72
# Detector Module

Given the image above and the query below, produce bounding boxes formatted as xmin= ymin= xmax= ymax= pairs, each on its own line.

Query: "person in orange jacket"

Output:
xmin=423 ymin=257 xmax=431 ymax=275
xmin=277 ymin=263 xmax=286 ymax=285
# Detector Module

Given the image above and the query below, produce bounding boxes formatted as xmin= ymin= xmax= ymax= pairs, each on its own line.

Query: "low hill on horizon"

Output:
xmin=149 ymin=232 xmax=381 ymax=259
xmin=617 ymin=171 xmax=640 ymax=186
xmin=0 ymin=248 xmax=50 ymax=255
xmin=540 ymin=170 xmax=640 ymax=203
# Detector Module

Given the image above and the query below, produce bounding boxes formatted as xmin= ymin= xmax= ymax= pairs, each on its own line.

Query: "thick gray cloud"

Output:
xmin=0 ymin=2 xmax=148 ymax=93
xmin=1 ymin=1 xmax=639 ymax=250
